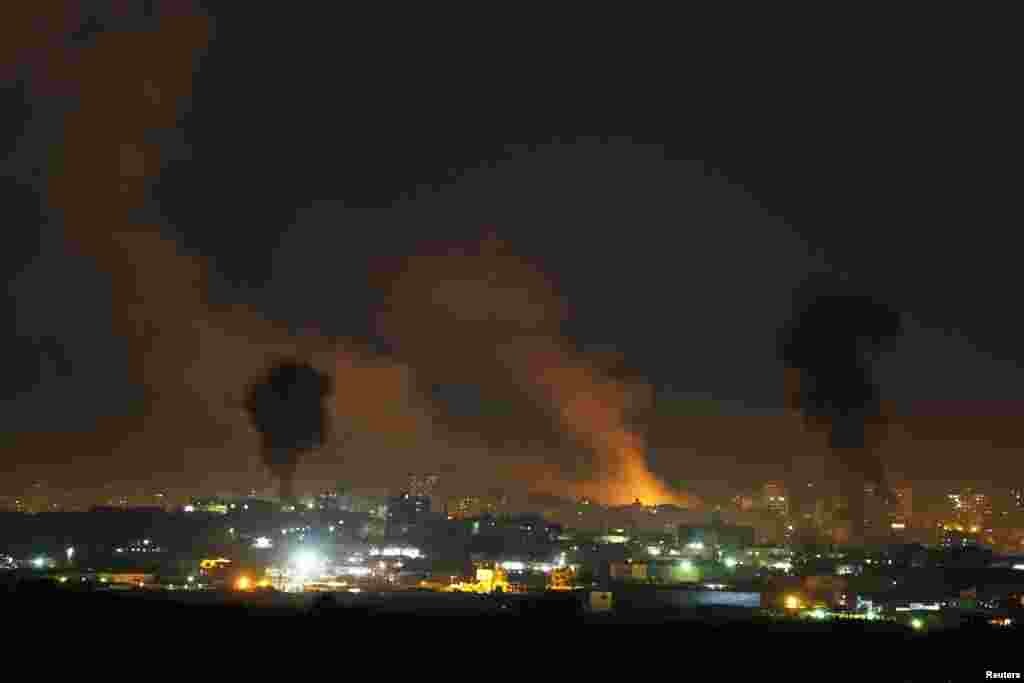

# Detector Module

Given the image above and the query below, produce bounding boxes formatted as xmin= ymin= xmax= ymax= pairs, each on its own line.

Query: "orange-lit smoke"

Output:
xmin=25 ymin=9 xmax=435 ymax=489
xmin=502 ymin=342 xmax=697 ymax=507
xmin=385 ymin=236 xmax=696 ymax=508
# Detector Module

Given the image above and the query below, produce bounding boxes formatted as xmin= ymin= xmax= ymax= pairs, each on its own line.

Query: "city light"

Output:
xmin=501 ymin=561 xmax=526 ymax=571
xmin=32 ymin=557 xmax=45 ymax=569
xmin=785 ymin=595 xmax=801 ymax=610
xmin=293 ymin=550 xmax=322 ymax=577
xmin=678 ymin=560 xmax=694 ymax=572
xmin=235 ymin=576 xmax=251 ymax=591
xmin=686 ymin=542 xmax=704 ymax=551
xmin=252 ymin=537 xmax=273 ymax=549
xmin=647 ymin=546 xmax=662 ymax=556
xmin=910 ymin=618 xmax=923 ymax=630
xmin=183 ymin=505 xmax=195 ymax=513
xmin=723 ymin=557 xmax=737 ymax=568
xmin=65 ymin=547 xmax=74 ymax=561
xmin=340 ymin=566 xmax=371 ymax=577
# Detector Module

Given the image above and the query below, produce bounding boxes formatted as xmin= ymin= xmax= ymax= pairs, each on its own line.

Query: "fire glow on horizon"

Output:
xmin=516 ymin=345 xmax=697 ymax=508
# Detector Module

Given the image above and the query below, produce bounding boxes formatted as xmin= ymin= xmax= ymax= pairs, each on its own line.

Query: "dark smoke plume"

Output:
xmin=245 ymin=360 xmax=332 ymax=503
xmin=778 ymin=272 xmax=902 ymax=542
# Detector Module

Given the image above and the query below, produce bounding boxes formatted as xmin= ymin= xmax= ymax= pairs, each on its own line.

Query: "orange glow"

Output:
xmin=511 ymin=345 xmax=698 ymax=508
xmin=235 ymin=576 xmax=251 ymax=591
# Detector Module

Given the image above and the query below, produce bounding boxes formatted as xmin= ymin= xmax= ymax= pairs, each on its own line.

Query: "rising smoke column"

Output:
xmin=381 ymin=234 xmax=692 ymax=507
xmin=507 ymin=343 xmax=697 ymax=507
xmin=779 ymin=272 xmax=902 ymax=544
xmin=245 ymin=360 xmax=332 ymax=503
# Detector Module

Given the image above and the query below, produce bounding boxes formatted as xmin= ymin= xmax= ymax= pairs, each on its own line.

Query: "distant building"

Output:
xmin=446 ymin=496 xmax=487 ymax=520
xmin=679 ymin=515 xmax=755 ymax=554
xmin=386 ymin=494 xmax=432 ymax=537
xmin=891 ymin=486 xmax=913 ymax=525
xmin=762 ymin=482 xmax=789 ymax=517
xmin=948 ymin=489 xmax=993 ymax=532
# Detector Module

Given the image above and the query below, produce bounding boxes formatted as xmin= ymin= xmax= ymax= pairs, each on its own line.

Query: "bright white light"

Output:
xmin=253 ymin=537 xmax=273 ymax=549
xmin=678 ymin=560 xmax=693 ymax=571
xmin=686 ymin=542 xmax=704 ymax=551
xmin=647 ymin=546 xmax=662 ymax=556
xmin=293 ymin=550 xmax=321 ymax=576
xmin=143 ymin=539 xmax=151 ymax=546
xmin=183 ymin=505 xmax=195 ymax=513
xmin=770 ymin=561 xmax=792 ymax=571
xmin=1012 ymin=564 xmax=1024 ymax=571
xmin=187 ymin=575 xmax=194 ymax=583
xmin=32 ymin=557 xmax=45 ymax=569
xmin=724 ymin=557 xmax=737 ymax=568
xmin=341 ymin=566 xmax=370 ymax=577
xmin=65 ymin=547 xmax=74 ymax=560
xmin=910 ymin=618 xmax=923 ymax=630
xmin=501 ymin=561 xmax=526 ymax=571
xmin=348 ymin=588 xmax=361 ymax=593
xmin=328 ymin=526 xmax=335 ymax=533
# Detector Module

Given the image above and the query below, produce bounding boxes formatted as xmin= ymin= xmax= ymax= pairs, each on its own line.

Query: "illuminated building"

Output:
xmin=762 ymin=482 xmax=788 ymax=517
xmin=948 ymin=489 xmax=993 ymax=531
xmin=863 ymin=483 xmax=893 ymax=540
xmin=446 ymin=496 xmax=485 ymax=520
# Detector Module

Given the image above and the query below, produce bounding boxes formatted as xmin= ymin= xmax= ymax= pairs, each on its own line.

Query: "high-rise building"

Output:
xmin=948 ymin=489 xmax=993 ymax=531
xmin=762 ymin=482 xmax=789 ymax=517
xmin=863 ymin=483 xmax=891 ymax=539
xmin=891 ymin=486 xmax=913 ymax=524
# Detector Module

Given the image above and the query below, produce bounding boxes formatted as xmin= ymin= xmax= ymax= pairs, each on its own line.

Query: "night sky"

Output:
xmin=2 ymin=5 xmax=1020 ymax=505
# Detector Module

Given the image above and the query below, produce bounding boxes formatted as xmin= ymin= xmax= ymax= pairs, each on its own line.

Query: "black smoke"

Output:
xmin=245 ymin=359 xmax=332 ymax=503
xmin=778 ymin=272 xmax=903 ymax=541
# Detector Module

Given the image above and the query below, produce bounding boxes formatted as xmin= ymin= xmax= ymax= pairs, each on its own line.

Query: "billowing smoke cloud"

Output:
xmin=245 ymin=360 xmax=331 ymax=502
xmin=381 ymin=235 xmax=694 ymax=507
xmin=23 ymin=9 xmax=437 ymax=494
xmin=779 ymin=272 xmax=902 ymax=542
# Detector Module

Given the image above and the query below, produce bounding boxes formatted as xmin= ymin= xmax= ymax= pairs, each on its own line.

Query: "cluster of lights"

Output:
xmin=369 ymin=547 xmax=421 ymax=559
